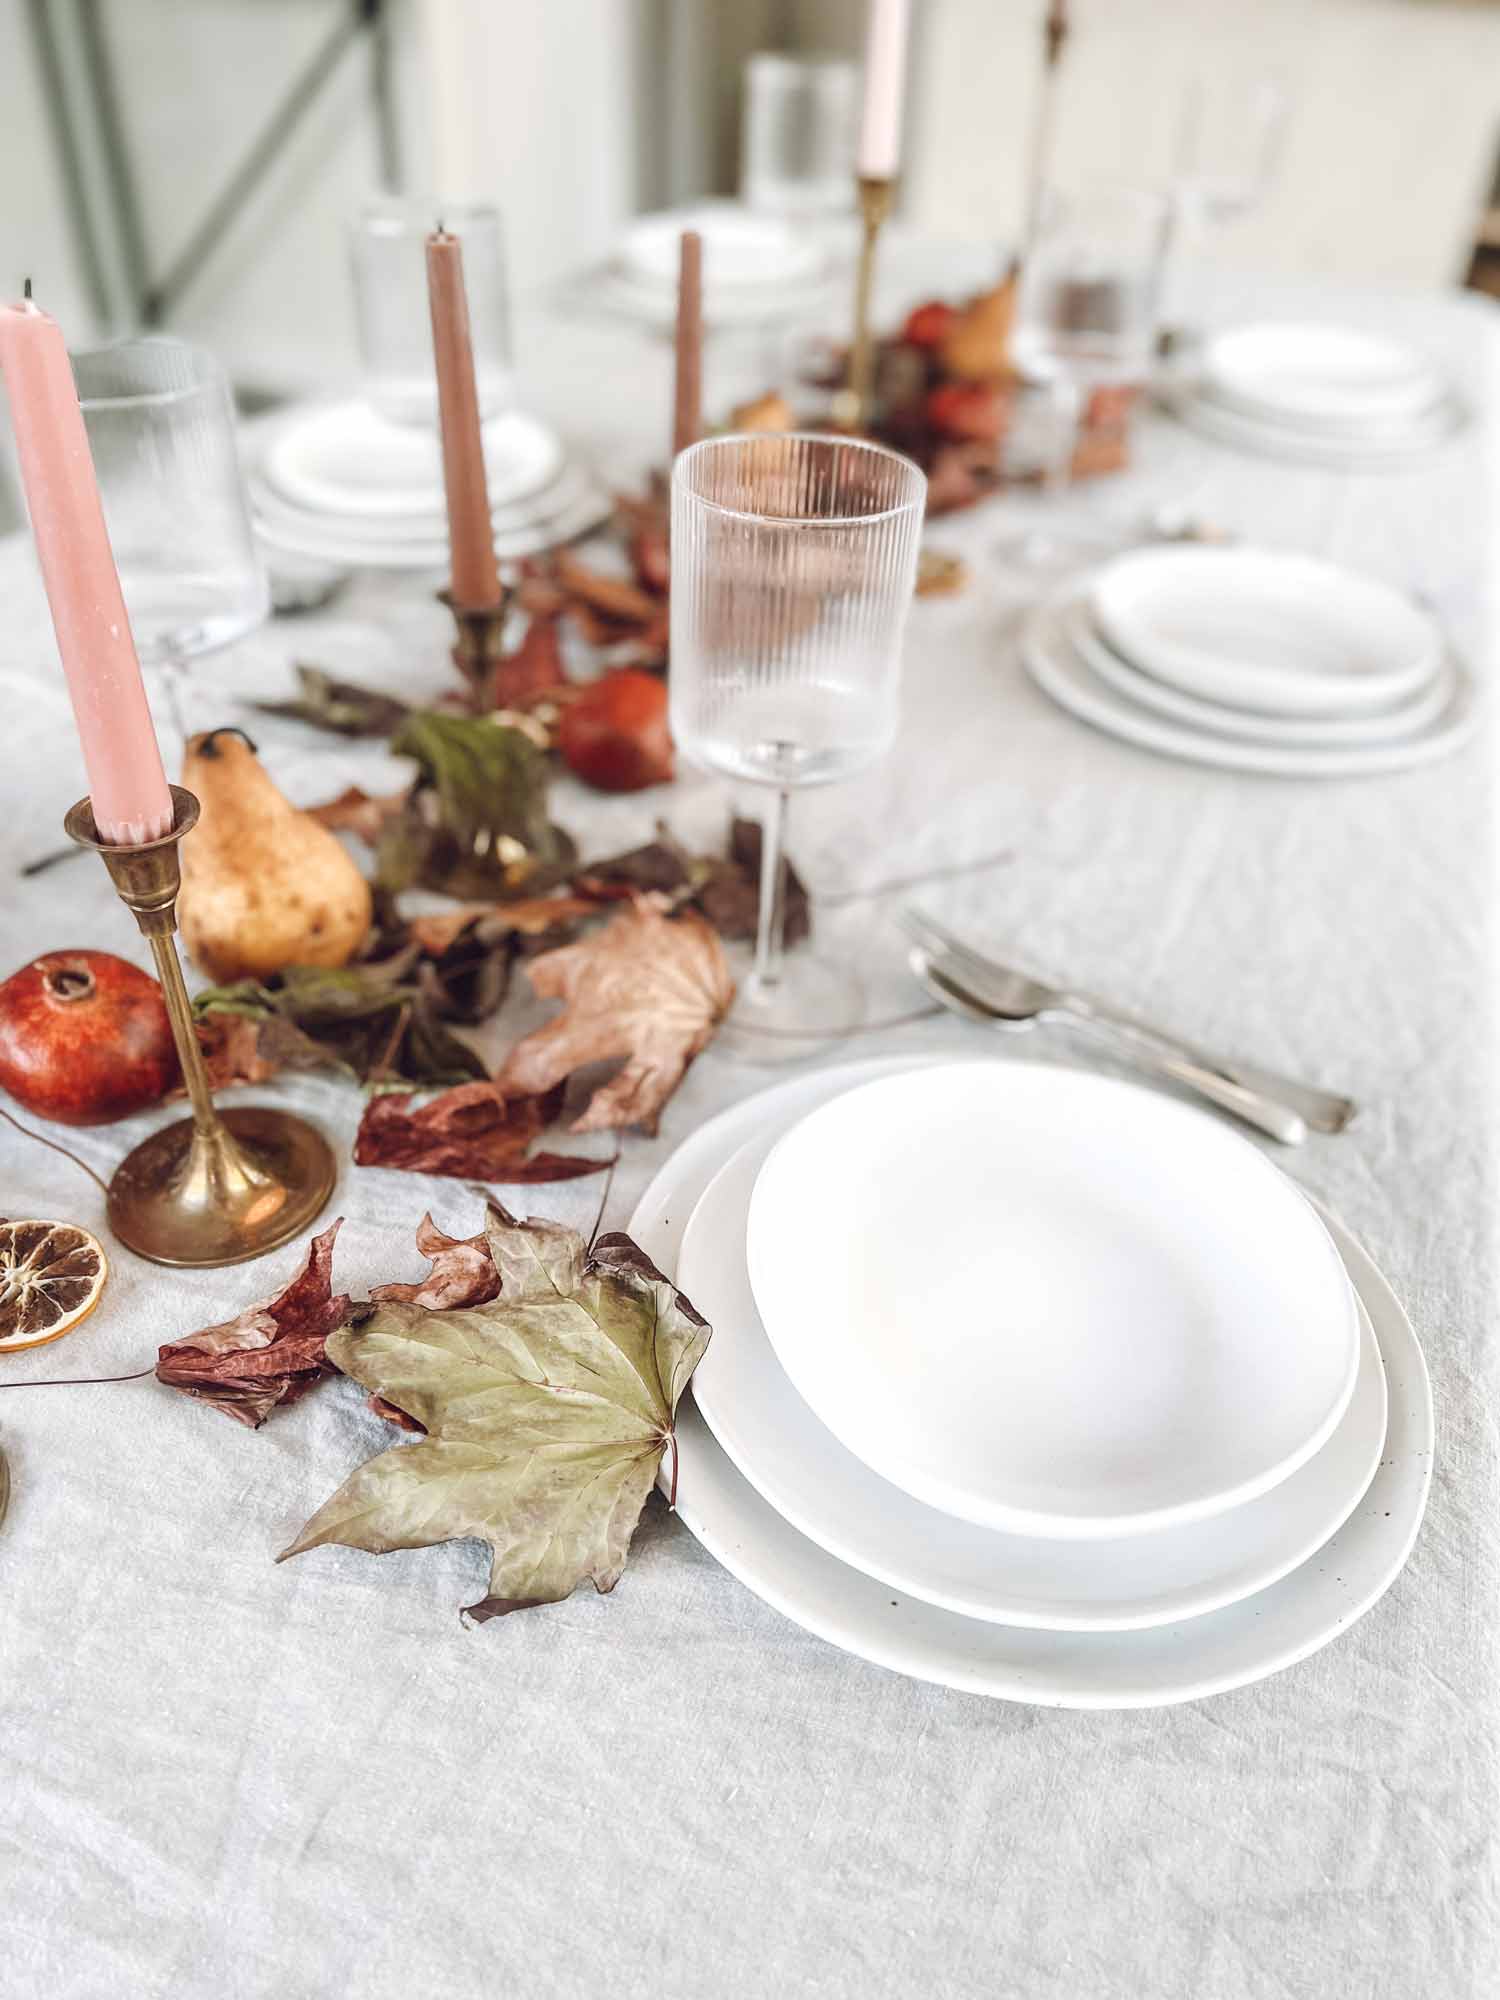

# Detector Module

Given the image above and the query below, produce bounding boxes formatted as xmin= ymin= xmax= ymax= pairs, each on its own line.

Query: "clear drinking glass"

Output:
xmin=999 ymin=182 xmax=1170 ymax=574
xmin=740 ymin=53 xmax=858 ymax=217
xmin=1163 ymin=72 xmax=1290 ymax=328
xmin=73 ymin=337 xmax=268 ymax=665
xmin=349 ymin=196 xmax=513 ymax=428
xmin=671 ymin=433 xmax=926 ymax=1044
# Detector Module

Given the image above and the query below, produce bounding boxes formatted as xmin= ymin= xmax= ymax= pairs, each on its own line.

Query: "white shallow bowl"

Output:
xmin=1066 ymin=598 xmax=1457 ymax=749
xmin=1021 ymin=595 xmax=1477 ymax=780
xmin=682 ymin=1136 xmax=1386 ymax=1631
xmin=1091 ymin=547 xmax=1441 ymax=718
xmin=1202 ymin=323 xmax=1443 ymax=428
xmin=745 ymin=1061 xmax=1360 ymax=1540
xmin=261 ymin=402 xmax=562 ymax=519
xmin=618 ymin=205 xmax=826 ymax=291
xmin=633 ymin=1056 xmax=1433 ymax=1709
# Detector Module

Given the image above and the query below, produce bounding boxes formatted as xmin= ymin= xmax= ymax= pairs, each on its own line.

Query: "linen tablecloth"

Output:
xmin=0 ymin=263 xmax=1495 ymax=1999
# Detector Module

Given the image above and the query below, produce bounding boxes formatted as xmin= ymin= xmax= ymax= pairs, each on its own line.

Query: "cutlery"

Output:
xmin=901 ymin=909 xmax=1357 ymax=1145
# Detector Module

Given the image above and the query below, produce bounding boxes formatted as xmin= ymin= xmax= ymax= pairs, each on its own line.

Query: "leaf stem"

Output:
xmin=665 ymin=1430 xmax=679 ymax=1511
xmin=813 ymin=846 xmax=1015 ymax=909
xmin=0 ymin=1106 xmax=111 ymax=1196
xmin=0 ymin=1367 xmax=154 ymax=1390
xmin=587 ymin=1152 xmax=621 ymax=1251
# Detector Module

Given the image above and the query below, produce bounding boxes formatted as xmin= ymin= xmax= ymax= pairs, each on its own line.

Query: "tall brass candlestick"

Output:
xmin=64 ymin=787 xmax=336 ymax=1268
xmin=834 ymin=174 xmax=896 ymax=433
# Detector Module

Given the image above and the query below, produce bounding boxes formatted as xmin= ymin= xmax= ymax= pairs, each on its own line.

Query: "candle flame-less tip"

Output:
xmin=23 ymin=276 xmax=32 ymax=301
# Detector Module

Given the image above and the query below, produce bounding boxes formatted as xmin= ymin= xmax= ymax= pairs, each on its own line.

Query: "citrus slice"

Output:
xmin=0 ymin=1220 xmax=108 ymax=1352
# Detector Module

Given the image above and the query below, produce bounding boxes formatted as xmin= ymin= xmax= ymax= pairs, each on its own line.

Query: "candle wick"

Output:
xmin=23 ymin=276 xmax=32 ymax=301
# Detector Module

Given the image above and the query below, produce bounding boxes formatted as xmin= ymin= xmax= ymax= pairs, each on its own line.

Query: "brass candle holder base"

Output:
xmin=832 ymin=174 xmax=897 ymax=434
xmin=441 ymin=588 xmax=509 ymax=709
xmin=65 ymin=787 xmax=336 ymax=1269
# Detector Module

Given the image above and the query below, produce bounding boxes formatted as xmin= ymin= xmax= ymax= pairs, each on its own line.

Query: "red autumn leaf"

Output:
xmin=352 ymin=1080 xmax=609 ymax=1183
xmin=496 ymin=899 xmax=733 ymax=1134
xmin=369 ymin=1212 xmax=501 ymax=1311
xmin=155 ymin=1221 xmax=350 ymax=1427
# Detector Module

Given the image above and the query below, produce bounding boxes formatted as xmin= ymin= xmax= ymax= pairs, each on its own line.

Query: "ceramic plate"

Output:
xmin=261 ymin=401 xmax=563 ymax=519
xmin=745 ymin=1061 xmax=1360 ymax=1538
xmin=631 ymin=1056 xmax=1434 ymax=1709
xmin=1202 ymin=323 xmax=1443 ymax=427
xmin=251 ymin=479 xmax=611 ymax=571
xmin=681 ymin=1134 xmax=1386 ymax=1629
xmin=1066 ymin=597 xmax=1457 ymax=748
xmin=1091 ymin=547 xmax=1441 ymax=717
xmin=1157 ymin=378 xmax=1469 ymax=470
xmin=1022 ymin=595 xmax=1477 ymax=779
xmin=618 ymin=205 xmax=826 ymax=290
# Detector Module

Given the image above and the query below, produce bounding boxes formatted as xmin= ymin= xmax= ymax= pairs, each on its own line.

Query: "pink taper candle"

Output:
xmin=0 ymin=287 xmax=172 ymax=844
xmin=857 ymin=0 xmax=911 ymax=179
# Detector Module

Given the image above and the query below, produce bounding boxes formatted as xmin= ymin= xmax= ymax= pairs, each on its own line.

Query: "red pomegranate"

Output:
xmin=558 ymin=670 xmax=674 ymax=793
xmin=0 ymin=951 xmax=178 ymax=1126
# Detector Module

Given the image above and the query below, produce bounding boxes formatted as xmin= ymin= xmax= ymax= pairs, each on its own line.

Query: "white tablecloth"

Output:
xmin=0 ymin=262 xmax=1496 ymax=1999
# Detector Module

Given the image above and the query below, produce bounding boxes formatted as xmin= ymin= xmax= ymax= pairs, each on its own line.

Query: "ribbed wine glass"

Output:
xmin=670 ymin=432 xmax=926 ymax=1045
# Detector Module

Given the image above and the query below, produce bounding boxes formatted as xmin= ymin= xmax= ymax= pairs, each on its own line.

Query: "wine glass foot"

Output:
xmin=719 ymin=952 xmax=866 ymax=1066
xmin=993 ymin=517 xmax=1125 ymax=579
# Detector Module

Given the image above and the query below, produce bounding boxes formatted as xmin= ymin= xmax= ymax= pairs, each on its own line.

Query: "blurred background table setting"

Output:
xmin=0 ymin=4 xmax=1495 ymax=1997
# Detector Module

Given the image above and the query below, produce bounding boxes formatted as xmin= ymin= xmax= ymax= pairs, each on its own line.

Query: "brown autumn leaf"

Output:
xmin=554 ymin=549 xmax=660 ymax=629
xmin=496 ymin=899 xmax=733 ymax=1134
xmin=407 ymin=896 xmax=597 ymax=959
xmin=156 ymin=1221 xmax=350 ymax=1427
xmin=489 ymin=612 xmax=568 ymax=711
xmin=307 ymin=785 xmax=408 ymax=847
xmin=353 ymin=1080 xmax=610 ymax=1183
xmin=370 ymin=1213 xmax=502 ymax=1311
xmin=279 ymin=1203 xmax=710 ymax=1617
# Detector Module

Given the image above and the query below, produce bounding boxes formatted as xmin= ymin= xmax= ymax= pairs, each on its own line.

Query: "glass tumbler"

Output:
xmin=671 ymin=432 xmax=926 ymax=1045
xmin=73 ymin=336 xmax=268 ymax=666
xmin=741 ymin=54 xmax=858 ymax=217
xmin=349 ymin=196 xmax=513 ymax=429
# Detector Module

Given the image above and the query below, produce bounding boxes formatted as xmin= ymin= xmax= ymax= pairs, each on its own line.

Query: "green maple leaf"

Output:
xmin=278 ymin=1204 xmax=710 ymax=1617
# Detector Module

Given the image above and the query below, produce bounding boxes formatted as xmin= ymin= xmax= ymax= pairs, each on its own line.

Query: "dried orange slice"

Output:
xmin=0 ymin=1220 xmax=108 ymax=1352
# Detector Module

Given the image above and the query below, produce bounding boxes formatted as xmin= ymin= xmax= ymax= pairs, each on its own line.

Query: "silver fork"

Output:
xmin=900 ymin=908 xmax=1358 ymax=1147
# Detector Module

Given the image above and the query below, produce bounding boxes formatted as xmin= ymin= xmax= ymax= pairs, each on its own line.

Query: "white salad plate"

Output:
xmin=1065 ymin=597 xmax=1458 ymax=749
xmin=619 ymin=205 xmax=827 ymax=292
xmin=261 ymin=401 xmax=563 ymax=519
xmin=633 ymin=1056 xmax=1434 ymax=1708
xmin=745 ymin=1061 xmax=1360 ymax=1540
xmin=1091 ymin=547 xmax=1441 ymax=718
xmin=1157 ymin=376 xmax=1469 ymax=470
xmin=680 ymin=1134 xmax=1387 ymax=1631
xmin=1201 ymin=323 xmax=1443 ymax=428
xmin=1021 ymin=595 xmax=1477 ymax=779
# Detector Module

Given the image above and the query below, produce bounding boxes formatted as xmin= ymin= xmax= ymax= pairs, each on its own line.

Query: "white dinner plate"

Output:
xmin=618 ymin=205 xmax=827 ymax=291
xmin=248 ymin=459 xmax=602 ymax=559
xmin=1157 ymin=377 xmax=1470 ymax=470
xmin=1022 ymin=595 xmax=1478 ymax=779
xmin=632 ymin=1056 xmax=1434 ymax=1709
xmin=745 ymin=1061 xmax=1360 ymax=1539
xmin=681 ymin=1134 xmax=1386 ymax=1630
xmin=1202 ymin=323 xmax=1443 ymax=428
xmin=261 ymin=401 xmax=563 ymax=519
xmin=251 ymin=479 xmax=611 ymax=571
xmin=1091 ymin=547 xmax=1441 ymax=717
xmin=1066 ymin=598 xmax=1458 ymax=748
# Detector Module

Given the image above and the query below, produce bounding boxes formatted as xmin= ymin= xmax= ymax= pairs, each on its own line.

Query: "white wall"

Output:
xmin=901 ymin=0 xmax=1500 ymax=287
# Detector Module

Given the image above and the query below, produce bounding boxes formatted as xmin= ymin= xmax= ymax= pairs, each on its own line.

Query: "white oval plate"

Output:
xmin=1158 ymin=377 xmax=1470 ymax=470
xmin=1067 ymin=598 xmax=1457 ymax=748
xmin=251 ymin=482 xmax=612 ymax=571
xmin=1202 ymin=323 xmax=1443 ymax=427
xmin=1091 ymin=547 xmax=1441 ymax=717
xmin=745 ymin=1061 xmax=1360 ymax=1539
xmin=632 ymin=1056 xmax=1434 ymax=1709
xmin=262 ymin=402 xmax=562 ymax=519
xmin=618 ymin=206 xmax=826 ymax=291
xmin=1022 ymin=595 xmax=1478 ymax=780
xmin=682 ymin=1135 xmax=1386 ymax=1630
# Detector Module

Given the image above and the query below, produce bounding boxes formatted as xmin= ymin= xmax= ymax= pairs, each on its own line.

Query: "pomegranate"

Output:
xmin=0 ymin=951 xmax=178 ymax=1126
xmin=558 ymin=670 xmax=674 ymax=793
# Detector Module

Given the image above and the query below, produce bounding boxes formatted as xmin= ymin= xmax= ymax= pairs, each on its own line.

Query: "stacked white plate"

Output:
xmin=244 ymin=397 xmax=611 ymax=571
xmin=1162 ymin=322 xmax=1468 ymax=467
xmin=632 ymin=1056 xmax=1433 ymax=1709
xmin=1022 ymin=544 xmax=1477 ymax=777
xmin=592 ymin=202 xmax=838 ymax=331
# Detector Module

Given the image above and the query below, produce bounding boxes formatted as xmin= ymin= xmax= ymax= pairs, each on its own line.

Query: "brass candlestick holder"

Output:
xmin=833 ymin=174 xmax=897 ymax=433
xmin=441 ymin=588 xmax=509 ymax=709
xmin=64 ymin=786 xmax=336 ymax=1269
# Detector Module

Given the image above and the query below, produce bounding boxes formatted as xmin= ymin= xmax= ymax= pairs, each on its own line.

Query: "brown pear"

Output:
xmin=178 ymin=728 xmax=373 ymax=983
xmin=938 ymin=273 xmax=1019 ymax=384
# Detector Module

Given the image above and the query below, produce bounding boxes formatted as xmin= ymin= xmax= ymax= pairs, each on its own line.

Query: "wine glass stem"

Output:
xmin=1042 ymin=377 xmax=1084 ymax=499
xmin=750 ymin=786 xmax=790 ymax=999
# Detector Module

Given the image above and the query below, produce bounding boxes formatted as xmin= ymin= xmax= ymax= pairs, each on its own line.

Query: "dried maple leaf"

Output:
xmin=489 ymin=612 xmax=567 ymax=711
xmin=496 ymin=900 xmax=733 ymax=1134
xmin=554 ymin=550 xmax=659 ymax=629
xmin=370 ymin=1214 xmax=501 ymax=1310
xmin=407 ymin=896 xmax=596 ymax=959
xmin=279 ymin=1204 xmax=710 ymax=1616
xmin=353 ymin=1080 xmax=609 ymax=1183
xmin=156 ymin=1221 xmax=349 ymax=1427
